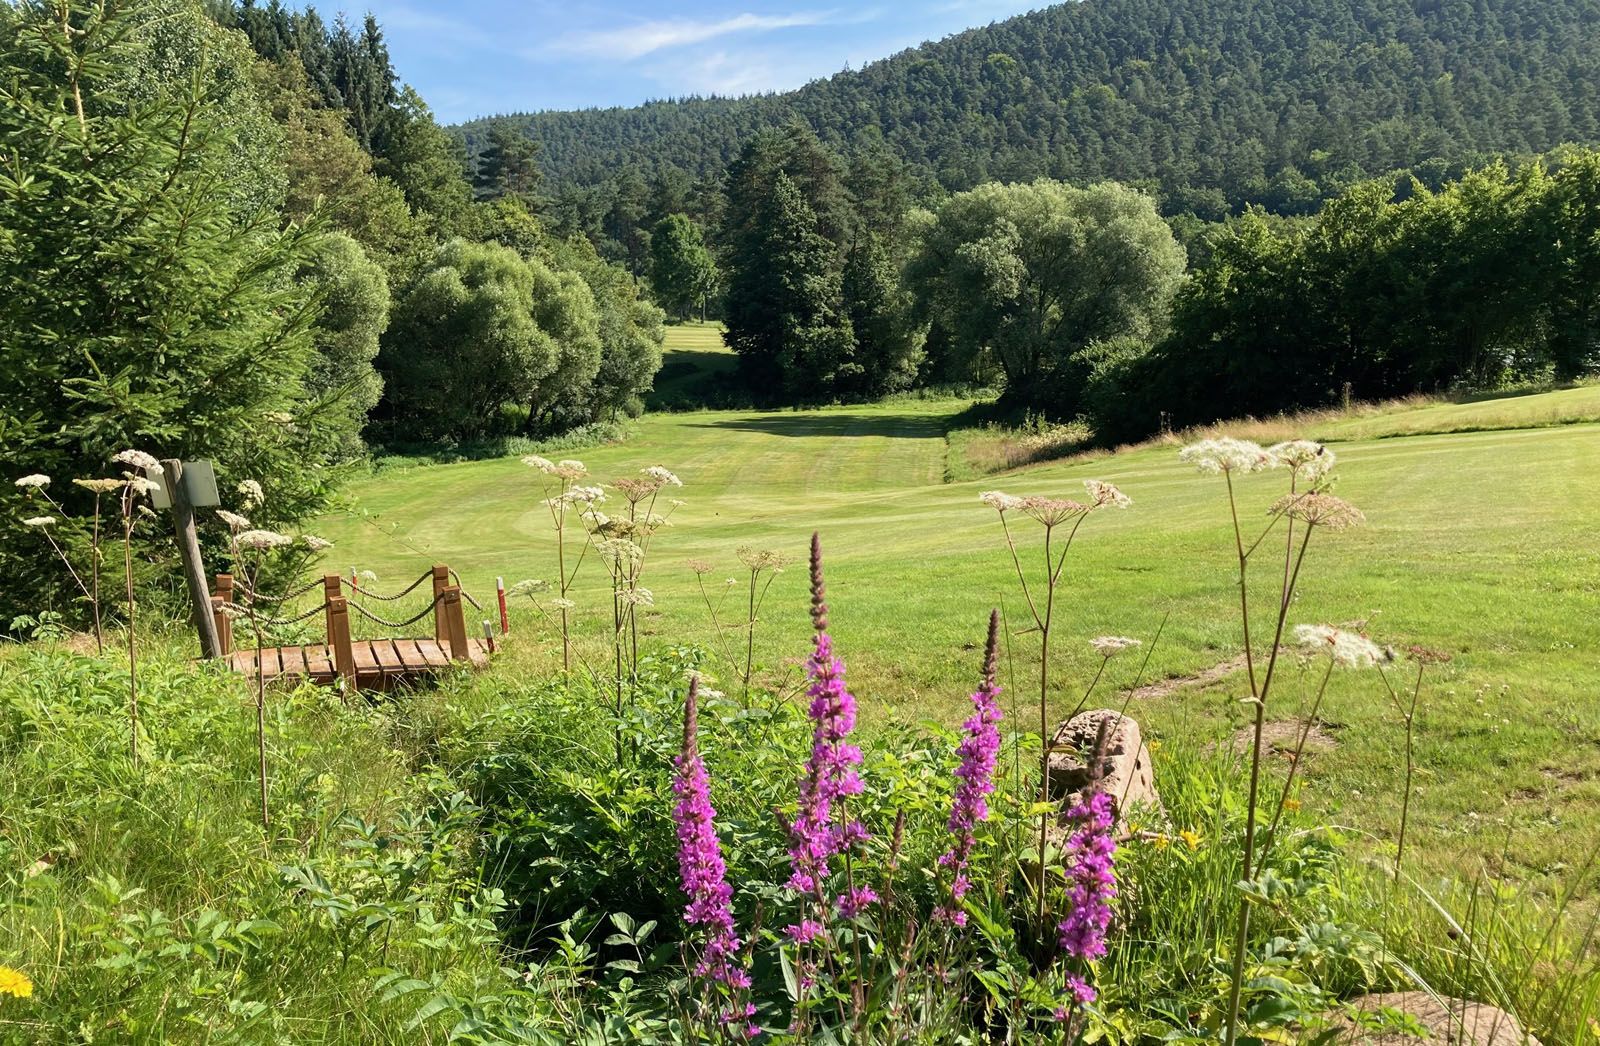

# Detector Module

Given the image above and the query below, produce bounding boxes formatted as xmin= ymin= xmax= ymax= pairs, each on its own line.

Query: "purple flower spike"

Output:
xmin=786 ymin=534 xmax=872 ymax=919
xmin=673 ymin=678 xmax=750 ymax=1000
xmin=1056 ymin=789 xmax=1118 ymax=1004
xmin=936 ymin=610 xmax=1004 ymax=924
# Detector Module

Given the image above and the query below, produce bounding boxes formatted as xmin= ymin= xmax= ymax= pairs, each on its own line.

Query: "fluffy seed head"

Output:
xmin=1179 ymin=437 xmax=1276 ymax=475
xmin=1293 ymin=624 xmax=1387 ymax=668
xmin=1271 ymin=492 xmax=1365 ymax=531
xmin=979 ymin=490 xmax=1023 ymax=513
xmin=1084 ymin=480 xmax=1132 ymax=509
xmin=1269 ymin=440 xmax=1336 ymax=483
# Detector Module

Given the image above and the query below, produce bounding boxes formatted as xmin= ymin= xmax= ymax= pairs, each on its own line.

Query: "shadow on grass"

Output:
xmin=688 ymin=412 xmax=948 ymax=439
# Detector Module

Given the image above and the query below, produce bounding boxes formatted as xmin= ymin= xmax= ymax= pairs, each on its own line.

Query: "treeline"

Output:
xmin=0 ymin=0 xmax=660 ymax=622
xmin=471 ymin=0 xmax=1600 ymax=224
xmin=685 ymin=125 xmax=1599 ymax=435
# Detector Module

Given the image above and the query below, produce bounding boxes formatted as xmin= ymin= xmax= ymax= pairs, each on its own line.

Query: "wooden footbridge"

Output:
xmin=209 ymin=565 xmax=498 ymax=692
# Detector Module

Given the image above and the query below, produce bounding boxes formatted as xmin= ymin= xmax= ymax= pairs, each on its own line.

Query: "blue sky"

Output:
xmin=348 ymin=1 xmax=1045 ymax=123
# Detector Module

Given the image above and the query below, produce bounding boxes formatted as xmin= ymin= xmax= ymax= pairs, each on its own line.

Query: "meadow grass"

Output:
xmin=312 ymin=390 xmax=1600 ymax=905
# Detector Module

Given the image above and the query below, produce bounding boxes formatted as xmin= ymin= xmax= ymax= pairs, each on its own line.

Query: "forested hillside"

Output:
xmin=469 ymin=0 xmax=1600 ymax=216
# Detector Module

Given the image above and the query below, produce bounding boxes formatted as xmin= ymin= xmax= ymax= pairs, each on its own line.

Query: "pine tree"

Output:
xmin=474 ymin=123 xmax=543 ymax=206
xmin=0 ymin=0 xmax=333 ymax=620
xmin=723 ymin=174 xmax=854 ymax=402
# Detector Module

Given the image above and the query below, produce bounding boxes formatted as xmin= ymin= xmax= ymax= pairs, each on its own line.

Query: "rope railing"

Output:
xmin=346 ymin=590 xmax=449 ymax=630
xmin=218 ymin=600 xmax=329 ymax=628
xmin=344 ymin=570 xmax=433 ymax=602
xmin=234 ymin=577 xmax=323 ymax=604
xmin=448 ymin=569 xmax=485 ymax=611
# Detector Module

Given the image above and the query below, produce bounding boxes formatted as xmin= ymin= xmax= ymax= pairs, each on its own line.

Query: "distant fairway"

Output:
xmin=646 ymin=321 xmax=738 ymax=409
xmin=317 ymin=390 xmax=1600 ymax=892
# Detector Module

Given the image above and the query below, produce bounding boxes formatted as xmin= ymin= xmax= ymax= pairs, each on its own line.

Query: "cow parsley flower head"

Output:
xmin=979 ymin=490 xmax=1024 ymax=513
xmin=620 ymin=586 xmax=655 ymax=607
xmin=1090 ymin=635 xmax=1141 ymax=658
xmin=235 ymin=529 xmax=291 ymax=551
xmin=1293 ymin=624 xmax=1386 ymax=668
xmin=1268 ymin=440 xmax=1335 ymax=483
xmin=122 ymin=475 xmax=158 ymax=497
xmin=509 ymin=578 xmax=549 ymax=597
xmin=596 ymin=538 xmax=644 ymax=566
xmin=1084 ymin=479 xmax=1131 ymax=509
xmin=301 ymin=534 xmax=333 ymax=551
xmin=112 ymin=449 xmax=159 ymax=472
xmin=521 ymin=454 xmax=556 ymax=473
xmin=14 ymin=474 xmax=50 ymax=490
xmin=359 ymin=569 xmax=378 ymax=582
xmin=1021 ymin=495 xmax=1090 ymax=527
xmin=1271 ymin=492 xmax=1365 ymax=531
xmin=1179 ymin=437 xmax=1276 ymax=475
xmin=216 ymin=509 xmax=251 ymax=532
xmin=237 ymin=479 xmax=264 ymax=508
xmin=73 ymin=478 xmax=125 ymax=494
xmin=644 ymin=465 xmax=682 ymax=488
xmin=23 ymin=516 xmax=56 ymax=528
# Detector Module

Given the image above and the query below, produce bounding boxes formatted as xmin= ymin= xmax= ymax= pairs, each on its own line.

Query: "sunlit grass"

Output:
xmin=314 ymin=389 xmax=1600 ymax=900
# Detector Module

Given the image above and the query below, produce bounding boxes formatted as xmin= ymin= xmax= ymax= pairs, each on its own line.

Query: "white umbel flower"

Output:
xmin=235 ymin=529 xmax=291 ymax=551
xmin=73 ymin=478 xmax=125 ymax=494
xmin=1090 ymin=635 xmax=1142 ymax=658
xmin=979 ymin=490 xmax=1023 ymax=512
xmin=22 ymin=516 xmax=56 ymax=527
xmin=237 ymin=479 xmax=264 ymax=508
xmin=112 ymin=449 xmax=159 ymax=471
xmin=1179 ymin=438 xmax=1276 ymax=475
xmin=1268 ymin=440 xmax=1335 ymax=483
xmin=521 ymin=455 xmax=556 ymax=473
xmin=14 ymin=474 xmax=50 ymax=489
xmin=301 ymin=535 xmax=333 ymax=551
xmin=216 ymin=509 xmax=252 ymax=532
xmin=1084 ymin=479 xmax=1132 ymax=509
xmin=643 ymin=465 xmax=682 ymax=488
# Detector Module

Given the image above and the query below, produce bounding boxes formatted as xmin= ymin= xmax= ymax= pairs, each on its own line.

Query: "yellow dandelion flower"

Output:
xmin=1153 ymin=835 xmax=1170 ymax=850
xmin=1179 ymin=829 xmax=1203 ymax=852
xmin=1283 ymin=798 xmax=1302 ymax=812
xmin=0 ymin=965 xmax=33 ymax=999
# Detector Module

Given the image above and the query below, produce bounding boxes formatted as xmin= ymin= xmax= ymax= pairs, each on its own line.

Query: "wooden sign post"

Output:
xmin=161 ymin=459 xmax=222 ymax=659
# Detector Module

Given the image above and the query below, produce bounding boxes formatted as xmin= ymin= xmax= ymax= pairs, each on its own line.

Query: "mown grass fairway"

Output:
xmin=646 ymin=321 xmax=738 ymax=409
xmin=317 ymin=391 xmax=1600 ymax=896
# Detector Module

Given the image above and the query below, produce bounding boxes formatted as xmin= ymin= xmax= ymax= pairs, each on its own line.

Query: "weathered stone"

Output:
xmin=1045 ymin=709 xmax=1161 ymax=828
xmin=1330 ymin=992 xmax=1542 ymax=1045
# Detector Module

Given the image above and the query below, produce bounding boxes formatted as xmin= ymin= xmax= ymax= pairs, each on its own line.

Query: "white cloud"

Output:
xmin=553 ymin=10 xmax=846 ymax=61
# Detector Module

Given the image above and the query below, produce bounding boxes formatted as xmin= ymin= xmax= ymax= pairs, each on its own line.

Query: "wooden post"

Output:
xmin=322 ymin=571 xmax=342 ymax=645
xmin=213 ymin=573 xmax=234 ymax=658
xmin=442 ymin=586 xmax=469 ymax=661
xmin=327 ymin=595 xmax=356 ymax=692
xmin=431 ymin=564 xmax=450 ymax=643
xmin=164 ymin=459 xmax=221 ymax=658
xmin=211 ymin=596 xmax=232 ymax=657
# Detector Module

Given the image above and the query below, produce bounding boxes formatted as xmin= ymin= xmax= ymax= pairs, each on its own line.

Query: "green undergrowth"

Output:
xmin=1 ymin=638 xmax=1594 ymax=1042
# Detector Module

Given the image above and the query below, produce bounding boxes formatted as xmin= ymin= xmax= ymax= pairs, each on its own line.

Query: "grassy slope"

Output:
xmin=314 ymin=391 xmax=1600 ymax=896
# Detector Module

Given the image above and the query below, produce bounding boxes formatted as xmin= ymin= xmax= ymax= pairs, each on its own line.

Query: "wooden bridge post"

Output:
xmin=442 ymin=586 xmax=469 ymax=661
xmin=212 ymin=574 xmax=234 ymax=658
xmin=431 ymin=565 xmax=450 ymax=643
xmin=327 ymin=595 xmax=356 ymax=694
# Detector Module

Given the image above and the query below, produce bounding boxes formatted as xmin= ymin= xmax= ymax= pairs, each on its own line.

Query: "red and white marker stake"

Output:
xmin=496 ymin=576 xmax=509 ymax=635
xmin=482 ymin=619 xmax=496 ymax=654
xmin=350 ymin=565 xmax=359 ymax=591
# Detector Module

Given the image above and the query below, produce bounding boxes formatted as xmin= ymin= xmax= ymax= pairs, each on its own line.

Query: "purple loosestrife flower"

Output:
xmin=673 ymin=678 xmax=750 ymax=996
xmin=936 ymin=609 xmax=1004 ymax=926
xmin=785 ymin=533 xmax=871 ymax=928
xmin=1057 ymin=790 xmax=1117 ymax=1004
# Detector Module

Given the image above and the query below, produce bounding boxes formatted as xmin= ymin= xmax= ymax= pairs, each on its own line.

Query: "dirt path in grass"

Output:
xmin=1123 ymin=653 xmax=1249 ymax=700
